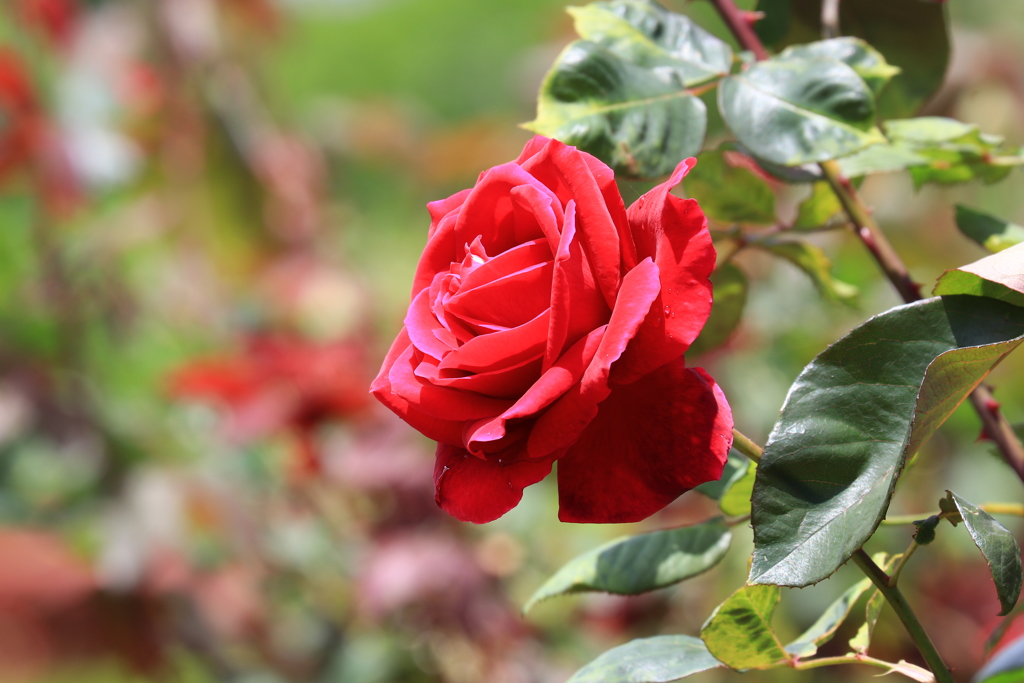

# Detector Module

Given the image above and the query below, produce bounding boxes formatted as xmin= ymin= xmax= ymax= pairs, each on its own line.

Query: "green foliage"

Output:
xmin=752 ymin=238 xmax=859 ymax=307
xmin=947 ymin=491 xmax=1023 ymax=616
xmin=527 ymin=0 xmax=733 ymax=177
xmin=701 ymin=585 xmax=791 ymax=670
xmin=718 ymin=55 xmax=884 ymax=166
xmin=753 ymin=0 xmax=950 ymax=119
xmin=934 ymin=243 xmax=1024 ymax=308
xmin=792 ymin=182 xmax=844 ymax=229
xmin=778 ymin=37 xmax=900 ymax=97
xmin=688 ymin=263 xmax=748 ymax=357
xmin=848 ymin=553 xmax=899 ymax=654
xmin=955 ymin=205 xmax=1024 ymax=253
xmin=785 ymin=578 xmax=872 ymax=658
xmin=750 ymin=296 xmax=1024 ymax=586
xmin=566 ymin=636 xmax=723 ymax=683
xmin=695 ymin=451 xmax=749 ymax=500
xmin=719 ymin=461 xmax=756 ymax=518
xmin=683 ymin=149 xmax=776 ymax=224
xmin=524 ymin=519 xmax=732 ymax=611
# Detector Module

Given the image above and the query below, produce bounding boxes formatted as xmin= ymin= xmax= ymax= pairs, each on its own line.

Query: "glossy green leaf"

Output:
xmin=701 ymin=585 xmax=791 ymax=670
xmin=779 ymin=37 xmax=900 ymax=96
xmin=793 ymin=182 xmax=844 ymax=230
xmin=720 ymin=461 xmax=756 ymax=518
xmin=838 ymin=143 xmax=928 ymax=178
xmin=955 ymin=206 xmax=1024 ymax=253
xmin=948 ymin=491 xmax=1023 ymax=616
xmin=719 ymin=56 xmax=885 ymax=166
xmin=525 ymin=519 xmax=731 ymax=611
xmin=570 ymin=0 xmax=733 ymax=88
xmin=785 ymin=578 xmax=872 ymax=657
xmin=683 ymin=150 xmax=776 ymax=224
xmin=695 ymin=451 xmax=749 ymax=500
xmin=754 ymin=0 xmax=949 ymax=120
xmin=754 ymin=238 xmax=859 ymax=307
xmin=849 ymin=553 xmax=898 ymax=654
xmin=688 ymin=263 xmax=748 ymax=357
xmin=750 ymin=296 xmax=1024 ymax=587
xmin=527 ymin=40 xmax=707 ymax=179
xmin=567 ymin=635 xmax=723 ymax=683
xmin=934 ymin=243 xmax=1024 ymax=309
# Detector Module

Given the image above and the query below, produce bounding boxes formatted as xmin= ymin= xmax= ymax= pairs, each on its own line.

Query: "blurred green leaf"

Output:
xmin=688 ymin=263 xmax=748 ymax=356
xmin=948 ymin=491 xmax=1023 ymax=616
xmin=524 ymin=519 xmax=731 ymax=611
xmin=792 ymin=182 xmax=844 ymax=229
xmin=955 ymin=206 xmax=1024 ymax=253
xmin=753 ymin=238 xmax=860 ymax=307
xmin=750 ymin=296 xmax=1024 ymax=587
xmin=934 ymin=243 xmax=1024 ymax=308
xmin=701 ymin=585 xmax=791 ymax=670
xmin=785 ymin=578 xmax=872 ymax=658
xmin=695 ymin=451 xmax=749 ymax=500
xmin=683 ymin=149 xmax=776 ymax=224
xmin=566 ymin=635 xmax=723 ymax=683
xmin=528 ymin=0 xmax=732 ymax=177
xmin=849 ymin=552 xmax=899 ymax=654
xmin=974 ymin=635 xmax=1024 ymax=683
xmin=720 ymin=461 xmax=756 ymax=518
xmin=754 ymin=0 xmax=949 ymax=119
xmin=779 ymin=37 xmax=900 ymax=96
xmin=527 ymin=41 xmax=707 ymax=178
xmin=718 ymin=56 xmax=884 ymax=166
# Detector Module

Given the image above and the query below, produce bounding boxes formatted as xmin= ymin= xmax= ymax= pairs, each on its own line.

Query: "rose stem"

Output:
xmin=708 ymin=0 xmax=1024 ymax=484
xmin=731 ymin=427 xmax=763 ymax=463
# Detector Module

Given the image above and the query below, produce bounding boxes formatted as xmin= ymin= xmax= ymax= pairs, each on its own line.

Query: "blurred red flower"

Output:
xmin=372 ymin=136 xmax=733 ymax=524
xmin=170 ymin=335 xmax=372 ymax=476
xmin=17 ymin=0 xmax=79 ymax=46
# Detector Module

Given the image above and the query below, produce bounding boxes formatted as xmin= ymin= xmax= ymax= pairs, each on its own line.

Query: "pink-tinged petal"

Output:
xmin=617 ymin=158 xmax=715 ymax=383
xmin=513 ymin=135 xmax=552 ymax=165
xmin=459 ymin=239 xmax=551 ymax=292
xmin=370 ymin=329 xmax=466 ymax=445
xmin=454 ymin=163 xmax=558 ymax=254
xmin=528 ymin=258 xmax=662 ymax=458
xmin=448 ymin=260 xmax=554 ymax=329
xmin=404 ymin=287 xmax=453 ymax=361
xmin=429 ymin=355 xmax=543 ymax=400
xmin=556 ymin=362 xmax=733 ymax=523
xmin=413 ymin=204 xmax=462 ymax=296
xmin=438 ymin=309 xmax=550 ymax=374
xmin=389 ymin=343 xmax=514 ymax=421
xmin=521 ymin=139 xmax=623 ymax=309
xmin=433 ymin=443 xmax=557 ymax=523
xmin=545 ymin=200 xmax=610 ymax=370
xmin=511 ymin=183 xmax=563 ymax=253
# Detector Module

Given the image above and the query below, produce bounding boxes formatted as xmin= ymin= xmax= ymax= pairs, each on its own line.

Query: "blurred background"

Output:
xmin=1 ymin=0 xmax=1023 ymax=681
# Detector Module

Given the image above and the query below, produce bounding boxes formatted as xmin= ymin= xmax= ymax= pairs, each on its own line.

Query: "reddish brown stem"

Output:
xmin=708 ymin=0 xmax=770 ymax=60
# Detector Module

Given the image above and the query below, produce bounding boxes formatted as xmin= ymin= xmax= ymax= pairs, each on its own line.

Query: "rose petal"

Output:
xmin=404 ymin=286 xmax=454 ymax=360
xmin=412 ymin=191 xmax=471 ymax=295
xmin=448 ymin=260 xmax=554 ymax=329
xmin=618 ymin=158 xmax=715 ymax=382
xmin=454 ymin=163 xmax=559 ymax=255
xmin=433 ymin=443 xmax=557 ymax=523
xmin=556 ymin=362 xmax=733 ymax=523
xmin=438 ymin=309 xmax=550 ymax=374
xmin=528 ymin=258 xmax=661 ymax=458
xmin=370 ymin=329 xmax=467 ymax=445
xmin=425 ymin=355 xmax=543 ymax=400
xmin=459 ymin=239 xmax=551 ymax=292
xmin=511 ymin=183 xmax=563 ymax=252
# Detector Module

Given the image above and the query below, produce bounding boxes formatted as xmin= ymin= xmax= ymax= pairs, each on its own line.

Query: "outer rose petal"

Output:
xmin=434 ymin=443 xmax=557 ymax=523
xmin=618 ymin=158 xmax=716 ymax=383
xmin=556 ymin=362 xmax=733 ymax=523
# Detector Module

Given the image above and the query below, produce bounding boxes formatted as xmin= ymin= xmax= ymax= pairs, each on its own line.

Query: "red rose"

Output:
xmin=372 ymin=136 xmax=733 ymax=524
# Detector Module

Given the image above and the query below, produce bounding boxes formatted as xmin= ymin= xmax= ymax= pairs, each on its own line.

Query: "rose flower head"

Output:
xmin=372 ymin=136 xmax=733 ymax=524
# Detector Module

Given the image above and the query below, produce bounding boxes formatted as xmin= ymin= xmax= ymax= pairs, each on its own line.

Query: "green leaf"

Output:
xmin=948 ymin=491 xmax=1023 ymax=616
xmin=718 ymin=56 xmax=885 ymax=166
xmin=695 ymin=451 xmax=749 ymax=500
xmin=569 ymin=0 xmax=733 ymax=88
xmin=688 ymin=263 xmax=748 ymax=357
xmin=527 ymin=40 xmax=707 ymax=179
xmin=793 ymin=182 xmax=844 ymax=230
xmin=750 ymin=296 xmax=1024 ymax=587
xmin=754 ymin=0 xmax=949 ymax=120
xmin=701 ymin=585 xmax=791 ymax=670
xmin=779 ymin=37 xmax=900 ymax=96
xmin=974 ymin=635 xmax=1024 ymax=683
xmin=955 ymin=206 xmax=1024 ymax=253
xmin=934 ymin=243 xmax=1024 ymax=309
xmin=566 ymin=635 xmax=724 ymax=683
xmin=753 ymin=238 xmax=859 ymax=307
xmin=720 ymin=461 xmax=756 ymax=518
xmin=683 ymin=149 xmax=776 ymax=224
xmin=838 ymin=143 xmax=929 ymax=178
xmin=785 ymin=578 xmax=872 ymax=658
xmin=849 ymin=553 xmax=899 ymax=654
xmin=524 ymin=519 xmax=731 ymax=611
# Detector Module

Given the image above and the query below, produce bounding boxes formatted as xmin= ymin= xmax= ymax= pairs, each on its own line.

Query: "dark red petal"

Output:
xmin=454 ymin=163 xmax=558 ymax=255
xmin=370 ymin=330 xmax=466 ymax=445
xmin=521 ymin=139 xmax=623 ymax=309
xmin=389 ymin=342 xmax=514 ymax=420
xmin=438 ymin=309 xmax=550 ymax=374
xmin=556 ymin=362 xmax=733 ymax=523
xmin=528 ymin=258 xmax=661 ymax=458
xmin=618 ymin=158 xmax=715 ymax=382
xmin=433 ymin=443 xmax=556 ymax=523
